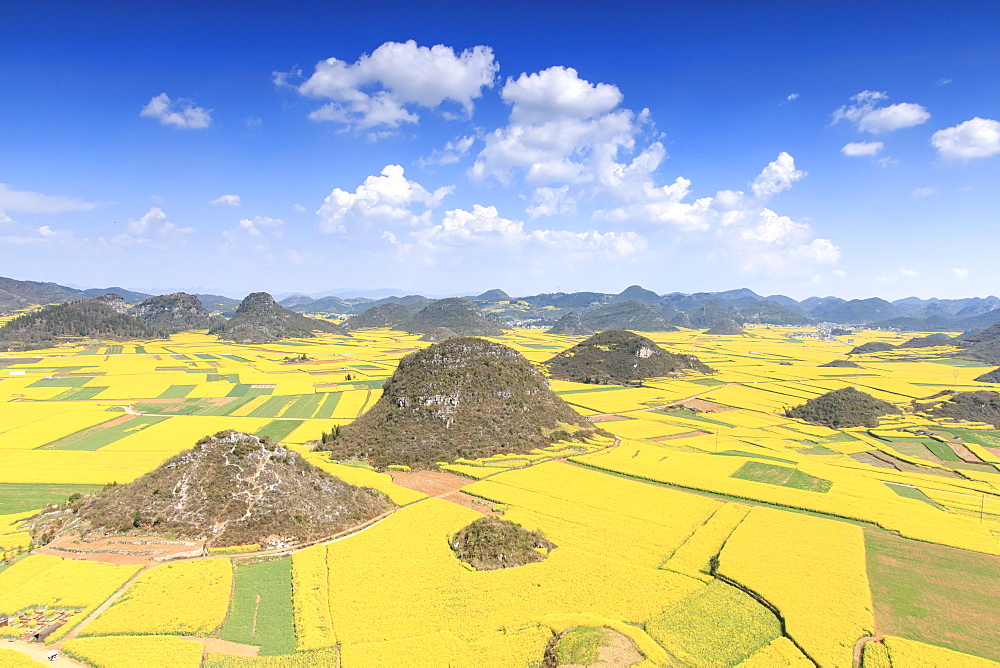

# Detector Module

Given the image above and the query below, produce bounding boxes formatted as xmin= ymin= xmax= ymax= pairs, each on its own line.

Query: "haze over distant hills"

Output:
xmin=2 ymin=274 xmax=999 ymax=333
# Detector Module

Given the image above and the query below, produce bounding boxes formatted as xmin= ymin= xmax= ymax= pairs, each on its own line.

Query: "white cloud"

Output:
xmin=785 ymin=93 xmax=799 ymax=102
xmin=931 ymin=117 xmax=1000 ymax=161
xmin=501 ymin=66 xmax=623 ymax=124
xmin=953 ymin=268 xmax=969 ymax=279
xmin=210 ymin=194 xmax=241 ymax=207
xmin=912 ymin=187 xmax=937 ymax=197
xmin=832 ymin=90 xmax=930 ymax=133
xmin=112 ymin=207 xmax=192 ymax=246
xmin=750 ymin=152 xmax=806 ymax=197
xmin=526 ymin=185 xmax=576 ymax=218
xmin=279 ymin=40 xmax=498 ymax=130
xmin=140 ymin=93 xmax=212 ymax=129
xmin=418 ymin=135 xmax=477 ymax=167
xmin=237 ymin=216 xmax=284 ymax=237
xmin=876 ymin=268 xmax=920 ymax=283
xmin=938 ymin=78 xmax=952 ymax=85
xmin=0 ymin=183 xmax=100 ymax=214
xmin=840 ymin=141 xmax=884 ymax=157
xmin=293 ymin=203 xmax=307 ymax=212
xmin=316 ymin=165 xmax=453 ymax=233
xmin=741 ymin=209 xmax=809 ymax=245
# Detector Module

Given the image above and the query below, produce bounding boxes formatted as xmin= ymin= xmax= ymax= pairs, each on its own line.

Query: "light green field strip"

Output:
xmin=0 ymin=482 xmax=105 ymax=514
xmin=37 ymin=415 xmax=171 ymax=451
xmin=255 ymin=420 xmax=306 ymax=442
xmin=311 ymin=392 xmax=342 ymax=419
xmin=281 ymin=394 xmax=325 ymax=419
xmin=157 ymin=384 xmax=197 ymax=399
xmin=218 ymin=558 xmax=296 ymax=656
xmin=248 ymin=395 xmax=300 ymax=418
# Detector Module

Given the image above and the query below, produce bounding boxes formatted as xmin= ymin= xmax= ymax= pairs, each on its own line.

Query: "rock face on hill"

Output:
xmin=580 ymin=300 xmax=677 ymax=332
xmin=848 ymin=342 xmax=896 ymax=355
xmin=401 ymin=298 xmax=504 ymax=337
xmin=133 ymin=292 xmax=212 ymax=333
xmin=704 ymin=318 xmax=746 ymax=335
xmin=89 ymin=293 xmax=129 ymax=314
xmin=210 ymin=292 xmax=347 ymax=343
xmin=31 ymin=431 xmax=391 ymax=548
xmin=546 ymin=330 xmax=714 ymax=385
xmin=0 ymin=296 xmax=162 ymax=351
xmin=786 ymin=387 xmax=900 ymax=428
xmin=343 ymin=302 xmax=412 ymax=330
xmin=546 ymin=312 xmax=595 ymax=336
xmin=315 ymin=337 xmax=598 ymax=469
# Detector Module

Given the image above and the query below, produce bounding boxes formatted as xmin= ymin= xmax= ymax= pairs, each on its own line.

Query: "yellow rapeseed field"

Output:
xmin=291 ymin=543 xmax=336 ymax=651
xmin=62 ymin=635 xmax=205 ymax=668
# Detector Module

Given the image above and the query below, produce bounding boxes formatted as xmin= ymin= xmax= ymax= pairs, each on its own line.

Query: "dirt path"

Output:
xmin=853 ymin=635 xmax=881 ymax=668
xmin=56 ymin=565 xmax=150 ymax=646
xmin=3 ymin=639 xmax=86 ymax=666
xmin=185 ymin=636 xmax=261 ymax=657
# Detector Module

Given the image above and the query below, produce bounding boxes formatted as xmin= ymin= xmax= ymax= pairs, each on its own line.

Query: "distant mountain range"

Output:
xmin=2 ymin=274 xmax=998 ymax=332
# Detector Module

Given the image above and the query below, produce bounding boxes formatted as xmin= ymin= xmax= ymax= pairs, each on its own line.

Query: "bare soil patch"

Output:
xmin=589 ymin=415 xmax=630 ymax=422
xmin=34 ymin=533 xmax=207 ymax=565
xmin=674 ymin=397 xmax=736 ymax=412
xmin=441 ymin=491 xmax=504 ymax=516
xmin=947 ymin=442 xmax=985 ymax=463
xmin=652 ymin=431 xmax=709 ymax=441
xmin=389 ymin=470 xmax=472 ymax=496
xmin=185 ymin=637 xmax=260 ymax=656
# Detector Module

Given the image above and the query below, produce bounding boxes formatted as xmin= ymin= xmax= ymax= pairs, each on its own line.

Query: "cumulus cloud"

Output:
xmin=785 ymin=93 xmax=799 ymax=103
xmin=0 ymin=183 xmax=100 ymax=214
xmin=210 ymin=194 xmax=241 ymax=207
xmin=140 ymin=93 xmax=212 ymax=129
xmin=931 ymin=117 xmax=1000 ymax=161
xmin=750 ymin=152 xmax=806 ymax=197
xmin=841 ymin=141 xmax=884 ymax=157
xmin=316 ymin=165 xmax=453 ymax=233
xmin=237 ymin=216 xmax=283 ymax=237
xmin=112 ymin=207 xmax=192 ymax=246
xmin=953 ymin=268 xmax=969 ymax=279
xmin=832 ymin=90 xmax=930 ymax=133
xmin=526 ymin=185 xmax=577 ymax=219
xmin=418 ymin=135 xmax=477 ymax=167
xmin=277 ymin=40 xmax=498 ymax=130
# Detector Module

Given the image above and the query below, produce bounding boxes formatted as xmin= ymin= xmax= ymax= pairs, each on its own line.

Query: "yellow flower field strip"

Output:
xmin=593 ymin=417 xmax=692 ymax=440
xmin=661 ymin=502 xmax=751 ymax=580
xmin=62 ymin=635 xmax=205 ymax=668
xmin=325 ymin=498 xmax=701 ymax=665
xmin=572 ymin=444 xmax=1000 ymax=555
xmin=0 ymin=649 xmax=47 ymax=667
xmin=228 ymin=394 xmax=271 ymax=417
xmin=0 ymin=409 xmax=122 ymax=451
xmin=302 ymin=453 xmax=426 ymax=506
xmin=0 ymin=450 xmax=165 ymax=484
xmin=881 ymin=635 xmax=1000 ymax=667
xmin=329 ymin=389 xmax=372 ymax=420
xmin=98 ymin=415 xmax=271 ymax=453
xmin=0 ymin=554 xmax=142 ymax=642
xmin=291 ymin=543 xmax=336 ymax=651
xmin=83 ymin=558 xmax=231 ymax=637
xmin=736 ymin=637 xmax=814 ymax=667
xmin=717 ymin=506 xmax=875 ymax=668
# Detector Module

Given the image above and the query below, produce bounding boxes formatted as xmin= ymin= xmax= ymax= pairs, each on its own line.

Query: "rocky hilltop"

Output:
xmin=0 ymin=295 xmax=161 ymax=351
xmin=210 ymin=292 xmax=348 ymax=343
xmin=315 ymin=337 xmax=598 ymax=469
xmin=546 ymin=330 xmax=714 ymax=385
xmin=31 ymin=430 xmax=391 ymax=548
xmin=401 ymin=298 xmax=504 ymax=337
xmin=133 ymin=292 xmax=212 ymax=333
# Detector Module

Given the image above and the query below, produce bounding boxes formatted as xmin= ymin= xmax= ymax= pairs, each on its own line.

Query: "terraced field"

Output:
xmin=1 ymin=325 xmax=999 ymax=666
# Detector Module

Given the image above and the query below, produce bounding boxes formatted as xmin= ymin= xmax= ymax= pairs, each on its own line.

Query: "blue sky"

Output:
xmin=2 ymin=0 xmax=998 ymax=300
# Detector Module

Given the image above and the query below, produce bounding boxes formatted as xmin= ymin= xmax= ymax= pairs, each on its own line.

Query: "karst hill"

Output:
xmin=31 ymin=430 xmax=392 ymax=548
xmin=315 ymin=337 xmax=599 ymax=469
xmin=546 ymin=312 xmax=595 ymax=335
xmin=786 ymin=387 xmax=900 ymax=429
xmin=546 ymin=330 xmax=714 ymax=385
xmin=210 ymin=291 xmax=348 ymax=343
xmin=400 ymin=297 xmax=504 ymax=337
xmin=343 ymin=302 xmax=413 ymax=330
xmin=0 ymin=294 xmax=162 ymax=351
xmin=133 ymin=292 xmax=212 ymax=333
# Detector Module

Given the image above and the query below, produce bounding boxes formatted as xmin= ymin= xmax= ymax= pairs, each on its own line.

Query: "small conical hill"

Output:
xmin=546 ymin=330 xmax=713 ymax=385
xmin=546 ymin=312 xmax=595 ymax=335
xmin=420 ymin=326 xmax=459 ymax=342
xmin=316 ymin=337 xmax=598 ymax=469
xmin=786 ymin=387 xmax=900 ymax=428
xmin=34 ymin=431 xmax=391 ymax=548
xmin=344 ymin=302 xmax=412 ymax=330
xmin=704 ymin=318 xmax=747 ymax=335
xmin=210 ymin=292 xmax=347 ymax=343
xmin=401 ymin=298 xmax=503 ymax=336
xmin=133 ymin=292 xmax=212 ymax=333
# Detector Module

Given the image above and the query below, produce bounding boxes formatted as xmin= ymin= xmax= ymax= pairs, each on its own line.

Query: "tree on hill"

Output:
xmin=545 ymin=312 xmax=595 ymax=335
xmin=450 ymin=516 xmax=555 ymax=570
xmin=0 ymin=296 xmax=163 ymax=351
xmin=343 ymin=302 xmax=412 ymax=330
xmin=546 ymin=330 xmax=713 ymax=385
xmin=975 ymin=367 xmax=1000 ymax=383
xmin=928 ymin=391 xmax=1000 ymax=428
xmin=580 ymin=300 xmax=677 ymax=332
xmin=704 ymin=318 xmax=747 ymax=335
xmin=786 ymin=387 xmax=900 ymax=428
xmin=848 ymin=342 xmax=895 ymax=355
xmin=315 ymin=337 xmax=599 ymax=470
